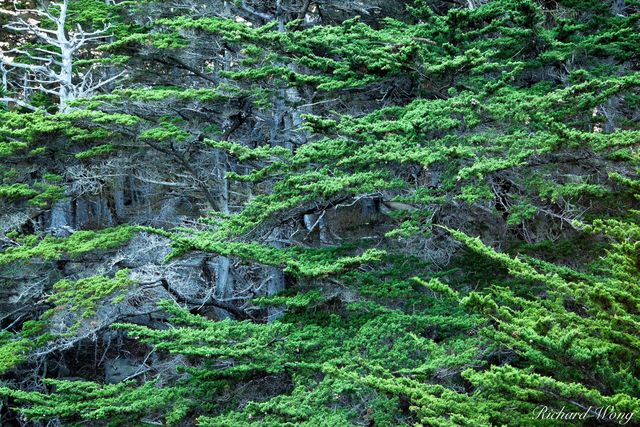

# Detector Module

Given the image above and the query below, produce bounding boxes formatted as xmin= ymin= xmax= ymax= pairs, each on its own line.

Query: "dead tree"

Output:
xmin=0 ymin=0 xmax=123 ymax=112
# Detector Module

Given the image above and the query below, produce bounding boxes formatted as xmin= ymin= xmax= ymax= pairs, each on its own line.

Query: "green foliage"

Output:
xmin=0 ymin=184 xmax=38 ymax=200
xmin=74 ymin=143 xmax=116 ymax=159
xmin=0 ymin=226 xmax=135 ymax=267
xmin=0 ymin=321 xmax=48 ymax=375
xmin=0 ymin=380 xmax=189 ymax=426
xmin=160 ymin=227 xmax=387 ymax=277
xmin=46 ymin=270 xmax=135 ymax=321
xmin=0 ymin=332 xmax=31 ymax=375
xmin=140 ymin=121 xmax=190 ymax=143
xmin=2 ymin=0 xmax=640 ymax=425
xmin=253 ymin=290 xmax=324 ymax=308
xmin=107 ymin=87 xmax=235 ymax=102
xmin=28 ymin=184 xmax=65 ymax=208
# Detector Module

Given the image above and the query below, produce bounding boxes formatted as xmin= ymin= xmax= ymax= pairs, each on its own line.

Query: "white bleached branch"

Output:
xmin=1 ymin=0 xmax=122 ymax=112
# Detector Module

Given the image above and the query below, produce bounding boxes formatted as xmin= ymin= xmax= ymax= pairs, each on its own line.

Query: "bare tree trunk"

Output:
xmin=266 ymin=4 xmax=289 ymax=322
xmin=215 ymin=48 xmax=234 ymax=309
xmin=215 ymin=155 xmax=233 ymax=304
xmin=113 ymin=175 xmax=126 ymax=220
xmin=56 ymin=0 xmax=73 ymax=112
xmin=267 ymin=227 xmax=286 ymax=323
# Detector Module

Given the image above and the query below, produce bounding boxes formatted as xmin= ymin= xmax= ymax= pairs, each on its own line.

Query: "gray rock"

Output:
xmin=105 ymin=358 xmax=143 ymax=383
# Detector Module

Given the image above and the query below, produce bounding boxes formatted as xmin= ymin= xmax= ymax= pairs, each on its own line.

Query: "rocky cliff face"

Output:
xmin=1 ymin=1 xmax=639 ymax=425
